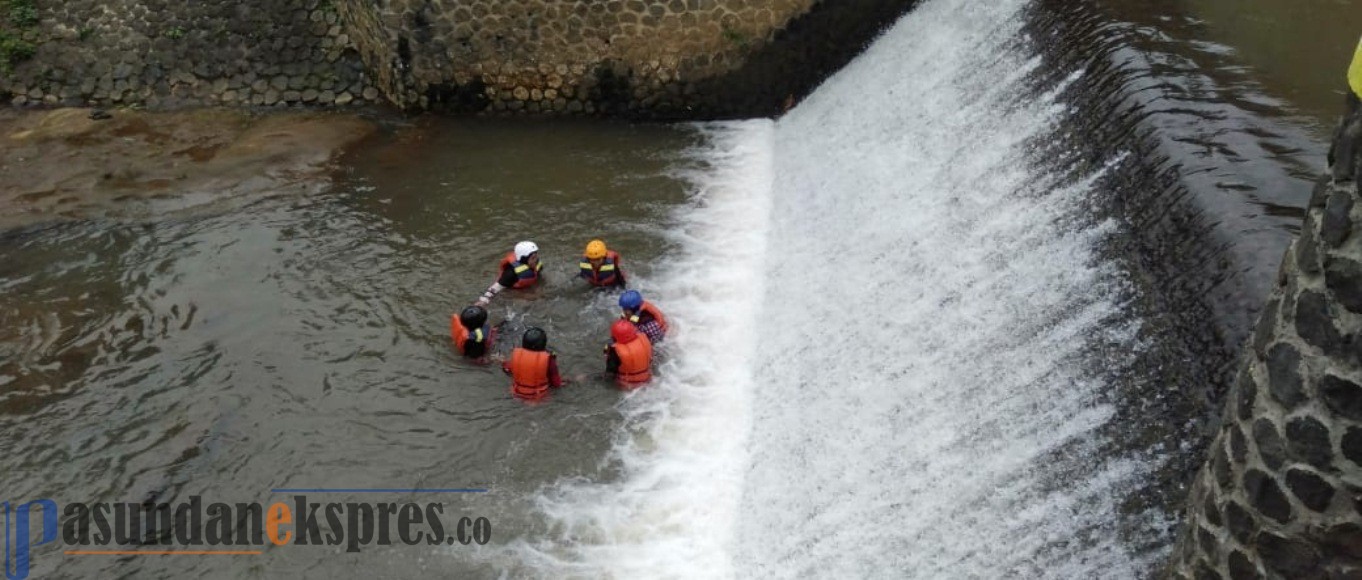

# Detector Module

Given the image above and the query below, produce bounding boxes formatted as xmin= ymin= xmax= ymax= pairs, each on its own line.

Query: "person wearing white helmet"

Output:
xmin=475 ymin=241 xmax=541 ymax=306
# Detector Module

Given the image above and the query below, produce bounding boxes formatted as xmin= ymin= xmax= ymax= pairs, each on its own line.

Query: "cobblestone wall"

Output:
xmin=0 ymin=0 xmax=381 ymax=108
xmin=335 ymin=0 xmax=817 ymax=115
xmin=1167 ymin=90 xmax=1362 ymax=578
xmin=0 ymin=0 xmax=918 ymax=117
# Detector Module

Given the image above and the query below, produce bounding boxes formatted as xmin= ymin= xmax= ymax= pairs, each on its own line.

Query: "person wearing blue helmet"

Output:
xmin=618 ymin=290 xmax=668 ymax=344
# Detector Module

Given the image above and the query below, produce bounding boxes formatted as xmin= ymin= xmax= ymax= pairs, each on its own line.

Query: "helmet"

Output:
xmin=514 ymin=241 xmax=539 ymax=261
xmin=619 ymin=290 xmax=643 ymax=311
xmin=611 ymin=319 xmax=638 ymax=344
xmin=584 ymin=239 xmax=607 ymax=260
xmin=523 ymin=327 xmax=548 ymax=351
xmin=459 ymin=305 xmax=487 ymax=329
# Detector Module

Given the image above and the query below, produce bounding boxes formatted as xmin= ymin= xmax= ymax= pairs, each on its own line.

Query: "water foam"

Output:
xmin=512 ymin=0 xmax=1169 ymax=576
xmin=734 ymin=0 xmax=1159 ymax=576
xmin=510 ymin=121 xmax=775 ymax=578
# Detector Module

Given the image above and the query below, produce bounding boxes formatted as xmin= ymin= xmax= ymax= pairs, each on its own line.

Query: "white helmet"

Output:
xmin=514 ymin=241 xmax=539 ymax=260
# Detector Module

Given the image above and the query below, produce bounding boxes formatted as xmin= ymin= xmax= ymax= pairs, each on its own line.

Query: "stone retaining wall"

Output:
xmin=0 ymin=0 xmax=380 ymax=108
xmin=336 ymin=0 xmax=817 ymax=115
xmin=0 ymin=0 xmax=918 ymax=117
xmin=1167 ymin=92 xmax=1362 ymax=578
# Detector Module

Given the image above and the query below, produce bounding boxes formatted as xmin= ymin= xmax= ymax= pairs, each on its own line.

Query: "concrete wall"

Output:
xmin=1167 ymin=91 xmax=1362 ymax=578
xmin=0 ymin=0 xmax=918 ymax=117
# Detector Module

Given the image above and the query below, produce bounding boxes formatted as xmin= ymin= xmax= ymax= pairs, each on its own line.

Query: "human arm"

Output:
xmin=475 ymin=266 xmax=520 ymax=306
xmin=603 ymin=344 xmax=621 ymax=374
xmin=548 ymin=353 xmax=565 ymax=387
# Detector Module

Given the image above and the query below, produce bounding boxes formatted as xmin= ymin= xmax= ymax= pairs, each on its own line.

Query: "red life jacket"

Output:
xmin=578 ymin=251 xmax=621 ymax=286
xmin=499 ymin=253 xmax=541 ymax=289
xmin=613 ymin=337 xmax=653 ymax=387
xmin=450 ymin=315 xmax=488 ymax=356
xmin=509 ymin=348 xmax=551 ymax=400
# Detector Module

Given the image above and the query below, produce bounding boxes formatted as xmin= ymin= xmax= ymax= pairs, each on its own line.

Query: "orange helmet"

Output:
xmin=585 ymin=239 xmax=608 ymax=260
xmin=611 ymin=319 xmax=638 ymax=344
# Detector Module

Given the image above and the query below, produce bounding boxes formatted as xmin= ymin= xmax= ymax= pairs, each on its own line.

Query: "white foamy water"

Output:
xmin=515 ymin=0 xmax=1169 ymax=577
xmin=509 ymin=120 xmax=774 ymax=578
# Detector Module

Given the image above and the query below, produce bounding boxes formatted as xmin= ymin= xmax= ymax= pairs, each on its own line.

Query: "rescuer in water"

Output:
xmin=604 ymin=319 xmax=653 ymax=388
xmin=475 ymin=241 xmax=541 ymax=307
xmin=450 ymin=305 xmax=493 ymax=362
xmin=619 ymin=290 xmax=667 ymax=344
xmin=578 ymin=239 xmax=627 ymax=289
xmin=504 ymin=327 xmax=565 ymax=401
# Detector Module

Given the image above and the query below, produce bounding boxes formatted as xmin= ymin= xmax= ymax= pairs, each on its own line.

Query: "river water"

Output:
xmin=0 ymin=0 xmax=1348 ymax=578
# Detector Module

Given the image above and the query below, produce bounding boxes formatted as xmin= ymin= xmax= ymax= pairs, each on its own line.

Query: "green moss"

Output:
xmin=0 ymin=31 xmax=35 ymax=74
xmin=721 ymin=25 xmax=747 ymax=47
xmin=6 ymin=0 xmax=36 ymax=28
xmin=0 ymin=0 xmax=37 ymax=76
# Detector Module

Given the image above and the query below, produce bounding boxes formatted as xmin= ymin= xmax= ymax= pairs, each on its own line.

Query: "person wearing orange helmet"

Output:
xmin=503 ymin=327 xmax=565 ymax=401
xmin=578 ymin=239 xmax=626 ymax=289
xmin=476 ymin=240 xmax=541 ymax=307
xmin=604 ymin=319 xmax=653 ymax=388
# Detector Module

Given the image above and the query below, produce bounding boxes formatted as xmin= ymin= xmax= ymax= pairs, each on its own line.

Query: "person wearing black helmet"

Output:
xmin=503 ymin=327 xmax=565 ymax=400
xmin=451 ymin=305 xmax=494 ymax=361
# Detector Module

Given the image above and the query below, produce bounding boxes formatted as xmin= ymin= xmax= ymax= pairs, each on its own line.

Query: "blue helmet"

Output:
xmin=619 ymin=290 xmax=643 ymax=311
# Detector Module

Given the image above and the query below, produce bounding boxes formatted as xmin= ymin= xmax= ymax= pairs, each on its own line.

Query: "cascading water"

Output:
xmin=510 ymin=0 xmax=1178 ymax=576
xmin=737 ymin=0 xmax=1162 ymax=574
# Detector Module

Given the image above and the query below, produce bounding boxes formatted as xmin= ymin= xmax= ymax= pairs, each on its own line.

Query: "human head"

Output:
xmin=611 ymin=319 xmax=638 ymax=344
xmin=459 ymin=305 xmax=488 ymax=329
xmin=523 ymin=327 xmax=548 ymax=351
xmin=514 ymin=241 xmax=539 ymax=263
xmin=584 ymin=239 xmax=607 ymax=261
xmin=618 ymin=290 xmax=643 ymax=313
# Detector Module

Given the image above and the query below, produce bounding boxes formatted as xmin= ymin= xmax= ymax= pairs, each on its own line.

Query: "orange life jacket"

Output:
xmin=499 ymin=253 xmax=541 ymax=289
xmin=509 ymin=348 xmax=551 ymax=399
xmin=613 ymin=337 xmax=653 ymax=387
xmin=450 ymin=315 xmax=487 ymax=356
xmin=578 ymin=250 xmax=622 ymax=286
xmin=628 ymin=301 xmax=669 ymax=334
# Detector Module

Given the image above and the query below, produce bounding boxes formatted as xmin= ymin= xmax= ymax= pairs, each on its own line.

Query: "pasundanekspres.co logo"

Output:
xmin=4 ymin=489 xmax=491 ymax=580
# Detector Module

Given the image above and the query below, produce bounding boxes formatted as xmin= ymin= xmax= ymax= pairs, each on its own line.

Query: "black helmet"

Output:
xmin=459 ymin=305 xmax=488 ymax=329
xmin=522 ymin=327 xmax=548 ymax=351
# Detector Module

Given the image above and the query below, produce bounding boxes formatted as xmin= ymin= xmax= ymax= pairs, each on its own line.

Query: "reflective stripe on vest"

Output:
xmin=627 ymin=302 xmax=667 ymax=334
xmin=451 ymin=316 xmax=487 ymax=355
xmin=615 ymin=338 xmax=652 ymax=383
xmin=501 ymin=253 xmax=541 ymax=289
xmin=578 ymin=254 xmax=618 ymax=286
